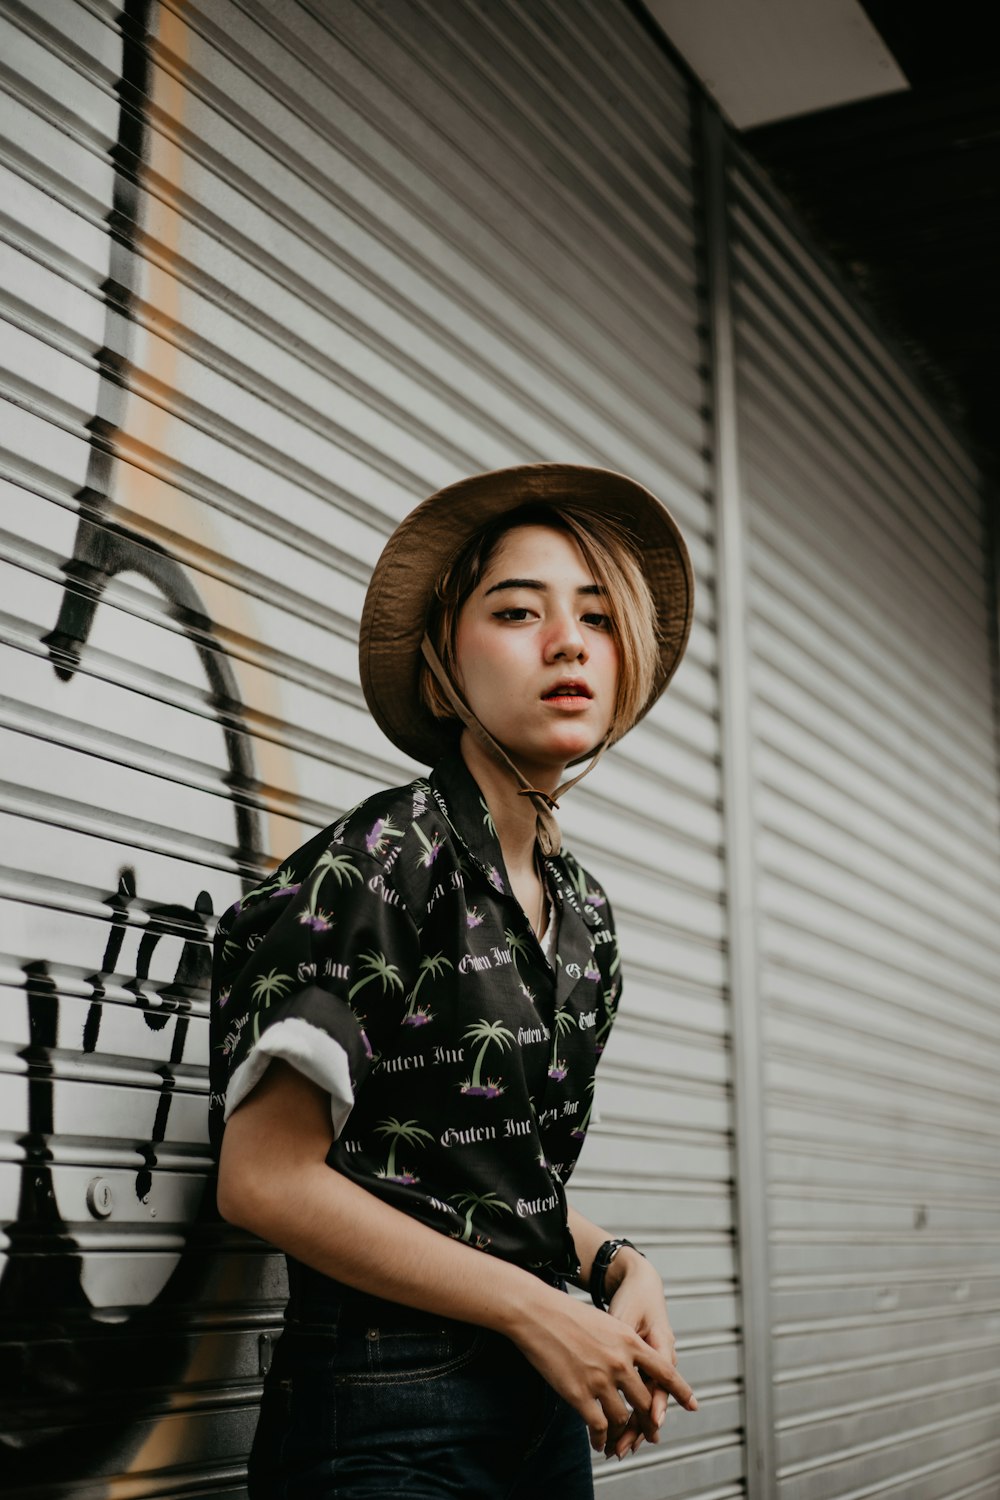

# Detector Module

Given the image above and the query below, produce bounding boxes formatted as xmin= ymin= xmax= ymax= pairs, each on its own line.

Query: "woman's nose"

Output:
xmin=545 ymin=611 xmax=588 ymax=662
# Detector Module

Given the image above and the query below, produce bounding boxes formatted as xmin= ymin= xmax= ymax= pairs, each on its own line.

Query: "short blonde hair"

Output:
xmin=420 ymin=502 xmax=660 ymax=744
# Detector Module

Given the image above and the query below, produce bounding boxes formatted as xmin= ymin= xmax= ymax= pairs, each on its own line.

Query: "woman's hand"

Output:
xmin=603 ymin=1250 xmax=680 ymax=1458
xmin=507 ymin=1284 xmax=696 ymax=1455
xmin=220 ymin=1068 xmax=697 ymax=1460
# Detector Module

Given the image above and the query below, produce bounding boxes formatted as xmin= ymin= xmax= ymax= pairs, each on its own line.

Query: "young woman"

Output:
xmin=211 ymin=464 xmax=697 ymax=1498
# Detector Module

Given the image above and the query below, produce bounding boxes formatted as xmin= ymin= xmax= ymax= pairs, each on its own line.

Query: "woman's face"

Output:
xmin=453 ymin=524 xmax=619 ymax=776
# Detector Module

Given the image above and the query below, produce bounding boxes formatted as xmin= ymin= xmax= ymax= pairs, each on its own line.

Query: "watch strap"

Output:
xmin=590 ymin=1237 xmax=644 ymax=1310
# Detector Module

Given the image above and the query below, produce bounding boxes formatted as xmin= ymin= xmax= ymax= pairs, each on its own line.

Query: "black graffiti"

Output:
xmin=82 ymin=869 xmax=216 ymax=1202
xmin=0 ymin=0 xmax=265 ymax=1482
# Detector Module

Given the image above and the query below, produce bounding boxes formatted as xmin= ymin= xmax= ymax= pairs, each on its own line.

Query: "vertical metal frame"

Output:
xmin=989 ymin=478 xmax=1000 ymax=786
xmin=699 ymin=100 xmax=777 ymax=1500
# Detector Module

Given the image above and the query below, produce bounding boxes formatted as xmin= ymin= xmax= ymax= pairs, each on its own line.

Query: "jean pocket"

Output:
xmin=342 ymin=1316 xmax=486 ymax=1385
xmin=282 ymin=1311 xmax=486 ymax=1388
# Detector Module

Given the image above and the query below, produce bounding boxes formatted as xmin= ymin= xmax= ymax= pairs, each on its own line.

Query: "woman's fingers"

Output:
xmin=606 ymin=1347 xmax=692 ymax=1459
xmin=600 ymin=1392 xmax=641 ymax=1454
xmin=511 ymin=1294 xmax=697 ymax=1459
xmin=607 ymin=1376 xmax=655 ymax=1458
xmin=635 ymin=1340 xmax=698 ymax=1411
xmin=650 ymin=1383 xmax=670 ymax=1427
xmin=596 ymin=1360 xmax=664 ymax=1455
xmin=589 ymin=1383 xmax=635 ymax=1451
xmin=606 ymin=1407 xmax=641 ymax=1458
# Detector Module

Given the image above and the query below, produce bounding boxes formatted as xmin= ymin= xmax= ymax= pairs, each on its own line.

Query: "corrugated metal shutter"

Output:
xmin=0 ymin=1 xmax=737 ymax=1493
xmin=729 ymin=142 xmax=1000 ymax=1498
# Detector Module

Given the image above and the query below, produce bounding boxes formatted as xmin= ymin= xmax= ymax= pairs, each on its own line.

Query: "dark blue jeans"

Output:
xmin=249 ymin=1260 xmax=594 ymax=1499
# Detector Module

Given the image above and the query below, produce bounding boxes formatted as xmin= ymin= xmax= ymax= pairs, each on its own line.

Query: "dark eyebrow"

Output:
xmin=484 ymin=577 xmax=544 ymax=596
xmin=483 ymin=578 xmax=604 ymax=597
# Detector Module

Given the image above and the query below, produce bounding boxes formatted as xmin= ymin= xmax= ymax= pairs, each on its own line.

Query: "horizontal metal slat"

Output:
xmin=765 ymin=973 xmax=1000 ymax=1085
xmin=752 ymin=553 xmax=995 ymax=785
xmin=733 ymin=315 xmax=986 ymax=621
xmin=754 ymin=689 xmax=1000 ymax=879
xmin=730 ymin=160 xmax=980 ymax=495
xmin=739 ymin=401 xmax=991 ymax=700
xmin=147 ymin=0 xmax=711 ymax=498
xmin=751 ymin=501 xmax=994 ymax=740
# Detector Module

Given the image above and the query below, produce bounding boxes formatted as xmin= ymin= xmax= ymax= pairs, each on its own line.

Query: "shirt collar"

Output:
xmin=428 ymin=750 xmax=598 ymax=1005
xmin=428 ymin=747 xmax=511 ymax=895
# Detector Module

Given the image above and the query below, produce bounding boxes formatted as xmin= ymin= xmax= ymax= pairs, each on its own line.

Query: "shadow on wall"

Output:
xmin=0 ymin=0 xmax=265 ymax=1482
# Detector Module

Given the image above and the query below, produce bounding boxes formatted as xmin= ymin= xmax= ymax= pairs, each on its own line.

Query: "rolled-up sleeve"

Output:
xmin=210 ymin=843 xmax=418 ymax=1146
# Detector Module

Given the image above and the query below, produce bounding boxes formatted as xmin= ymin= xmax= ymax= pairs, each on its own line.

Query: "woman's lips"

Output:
xmin=542 ymin=681 xmax=593 ymax=708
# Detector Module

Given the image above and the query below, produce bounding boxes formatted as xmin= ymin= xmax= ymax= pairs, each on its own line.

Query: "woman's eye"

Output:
xmin=492 ymin=607 xmax=532 ymax=621
xmin=583 ymin=612 xmax=612 ymax=630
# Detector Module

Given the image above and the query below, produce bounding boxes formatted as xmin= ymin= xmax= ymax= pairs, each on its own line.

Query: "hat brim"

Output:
xmin=359 ymin=463 xmax=695 ymax=767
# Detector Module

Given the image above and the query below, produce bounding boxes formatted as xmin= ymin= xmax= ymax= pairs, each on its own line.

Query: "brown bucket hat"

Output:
xmin=359 ymin=462 xmax=695 ymax=771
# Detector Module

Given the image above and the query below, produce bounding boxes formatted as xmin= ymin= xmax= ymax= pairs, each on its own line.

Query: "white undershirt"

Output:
xmin=539 ymin=891 xmax=558 ymax=964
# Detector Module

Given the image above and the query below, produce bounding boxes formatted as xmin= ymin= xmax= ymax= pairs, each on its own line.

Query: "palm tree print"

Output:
xmin=248 ymin=969 xmax=294 ymax=1046
xmin=348 ymin=950 xmax=404 ymax=1002
xmin=552 ymin=1007 xmax=575 ymax=1042
xmin=460 ymin=1019 xmax=515 ymax=1098
xmin=365 ymin=816 xmax=403 ymax=857
xmin=374 ymin=1117 xmax=433 ymax=1184
xmin=570 ymin=1077 xmax=596 ymax=1140
xmin=595 ymin=976 xmax=620 ymax=1056
xmin=346 ymin=1002 xmax=374 ymax=1060
xmin=250 ymin=969 xmax=293 ymax=1007
xmin=264 ymin=864 xmax=302 ymax=901
xmin=298 ymin=907 xmax=333 ymax=933
xmin=568 ymin=862 xmax=589 ymax=904
xmin=479 ymin=797 xmax=496 ymax=837
xmin=241 ymin=864 xmax=299 ymax=908
xmin=403 ymin=953 xmax=453 ymax=1026
xmin=546 ymin=1013 xmax=573 ymax=1080
xmin=567 ymin=860 xmax=605 ymax=912
xmin=449 ymin=1190 xmax=511 ymax=1245
xmin=413 ymin=824 xmax=443 ymax=869
xmin=504 ymin=927 xmax=531 ymax=977
xmin=301 ymin=849 xmax=361 ymax=914
xmin=320 ymin=850 xmax=364 ymax=887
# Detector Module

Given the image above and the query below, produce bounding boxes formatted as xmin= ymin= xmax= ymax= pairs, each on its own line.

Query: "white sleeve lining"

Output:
xmin=224 ymin=1017 xmax=355 ymax=1138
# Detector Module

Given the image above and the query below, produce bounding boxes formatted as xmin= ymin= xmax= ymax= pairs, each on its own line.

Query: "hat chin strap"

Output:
xmin=420 ymin=634 xmax=610 ymax=858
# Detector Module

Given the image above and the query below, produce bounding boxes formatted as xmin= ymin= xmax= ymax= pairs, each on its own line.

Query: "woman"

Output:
xmin=212 ymin=464 xmax=698 ymax=1498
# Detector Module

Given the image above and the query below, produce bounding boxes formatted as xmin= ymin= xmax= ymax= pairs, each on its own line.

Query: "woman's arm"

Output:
xmin=218 ymin=1061 xmax=697 ymax=1456
xmin=568 ymin=1202 xmax=683 ymax=1459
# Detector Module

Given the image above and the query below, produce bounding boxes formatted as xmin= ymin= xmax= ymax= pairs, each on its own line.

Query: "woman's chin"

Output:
xmin=531 ymin=724 xmax=604 ymax=767
xmin=474 ymin=717 xmax=607 ymax=776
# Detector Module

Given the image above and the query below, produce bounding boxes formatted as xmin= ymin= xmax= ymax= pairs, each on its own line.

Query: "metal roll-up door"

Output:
xmin=729 ymin=142 xmax=1000 ymax=1499
xmin=0 ymin=1 xmax=737 ymax=1493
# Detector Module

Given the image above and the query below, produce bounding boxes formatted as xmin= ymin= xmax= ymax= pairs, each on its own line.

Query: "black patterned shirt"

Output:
xmin=209 ymin=749 xmax=622 ymax=1276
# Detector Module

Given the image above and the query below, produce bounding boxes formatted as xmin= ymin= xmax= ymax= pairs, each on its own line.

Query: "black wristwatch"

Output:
xmin=590 ymin=1237 xmax=644 ymax=1310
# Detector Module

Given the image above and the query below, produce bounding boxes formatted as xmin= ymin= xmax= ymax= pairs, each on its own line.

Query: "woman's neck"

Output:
xmin=458 ymin=733 xmax=562 ymax=882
